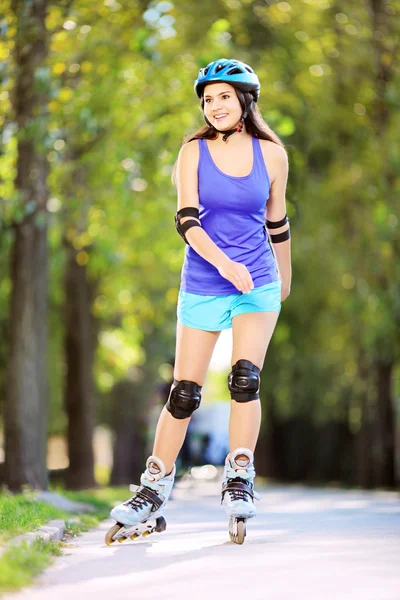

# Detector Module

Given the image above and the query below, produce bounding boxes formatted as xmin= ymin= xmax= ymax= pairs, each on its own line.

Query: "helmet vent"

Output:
xmin=194 ymin=59 xmax=260 ymax=101
xmin=227 ymin=67 xmax=244 ymax=75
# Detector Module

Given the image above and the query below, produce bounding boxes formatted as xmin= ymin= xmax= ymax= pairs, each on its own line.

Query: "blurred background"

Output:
xmin=0 ymin=0 xmax=399 ymax=492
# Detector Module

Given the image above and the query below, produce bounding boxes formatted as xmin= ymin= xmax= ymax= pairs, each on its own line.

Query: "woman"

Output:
xmin=107 ymin=58 xmax=291 ymax=545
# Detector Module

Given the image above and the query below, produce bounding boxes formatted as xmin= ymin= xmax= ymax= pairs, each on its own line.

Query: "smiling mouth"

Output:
xmin=214 ymin=114 xmax=228 ymax=121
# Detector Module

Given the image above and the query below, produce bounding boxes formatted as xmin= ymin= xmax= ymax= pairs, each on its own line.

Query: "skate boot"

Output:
xmin=221 ymin=447 xmax=261 ymax=545
xmin=105 ymin=455 xmax=175 ymax=545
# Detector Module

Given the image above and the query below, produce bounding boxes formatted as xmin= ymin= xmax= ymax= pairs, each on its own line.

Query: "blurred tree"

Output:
xmin=63 ymin=240 xmax=97 ymax=489
xmin=44 ymin=0 xmax=180 ymax=485
xmin=1 ymin=0 xmax=398 ymax=489
xmin=4 ymin=0 xmax=50 ymax=491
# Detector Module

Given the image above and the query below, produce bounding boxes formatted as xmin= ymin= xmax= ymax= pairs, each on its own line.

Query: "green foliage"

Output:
xmin=0 ymin=484 xmax=128 ymax=594
xmin=61 ymin=485 xmax=129 ymax=516
xmin=64 ymin=514 xmax=101 ymax=537
xmin=0 ymin=538 xmax=62 ymax=594
xmin=0 ymin=492 xmax=65 ymax=541
xmin=1 ymin=0 xmax=399 ymax=478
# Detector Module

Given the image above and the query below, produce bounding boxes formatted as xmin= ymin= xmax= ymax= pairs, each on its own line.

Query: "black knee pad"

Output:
xmin=228 ymin=360 xmax=260 ymax=402
xmin=166 ymin=379 xmax=202 ymax=419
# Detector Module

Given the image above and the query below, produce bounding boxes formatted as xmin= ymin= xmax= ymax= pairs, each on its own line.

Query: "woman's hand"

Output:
xmin=280 ymin=278 xmax=291 ymax=301
xmin=217 ymin=258 xmax=254 ymax=294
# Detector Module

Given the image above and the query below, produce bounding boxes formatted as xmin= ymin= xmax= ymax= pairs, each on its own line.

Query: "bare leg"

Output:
xmin=108 ymin=325 xmax=222 ymax=533
xmin=152 ymin=323 xmax=221 ymax=473
xmin=229 ymin=311 xmax=279 ymax=453
xmin=151 ymin=407 xmax=190 ymax=474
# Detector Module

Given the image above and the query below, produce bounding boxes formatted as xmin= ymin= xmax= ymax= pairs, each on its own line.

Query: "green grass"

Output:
xmin=61 ymin=485 xmax=128 ymax=517
xmin=0 ymin=483 xmax=132 ymax=594
xmin=0 ymin=491 xmax=66 ymax=542
xmin=0 ymin=538 xmax=63 ymax=594
xmin=0 ymin=479 xmax=127 ymax=539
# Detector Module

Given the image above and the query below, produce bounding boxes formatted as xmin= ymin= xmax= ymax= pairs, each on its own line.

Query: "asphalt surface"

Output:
xmin=5 ymin=475 xmax=400 ymax=600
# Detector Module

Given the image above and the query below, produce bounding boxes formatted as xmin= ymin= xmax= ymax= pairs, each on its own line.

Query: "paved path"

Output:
xmin=5 ymin=478 xmax=400 ymax=600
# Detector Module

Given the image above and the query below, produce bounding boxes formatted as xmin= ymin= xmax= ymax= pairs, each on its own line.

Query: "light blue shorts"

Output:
xmin=177 ymin=280 xmax=281 ymax=331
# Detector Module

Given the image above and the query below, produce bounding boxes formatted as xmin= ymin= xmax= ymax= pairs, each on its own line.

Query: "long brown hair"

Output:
xmin=172 ymin=89 xmax=285 ymax=186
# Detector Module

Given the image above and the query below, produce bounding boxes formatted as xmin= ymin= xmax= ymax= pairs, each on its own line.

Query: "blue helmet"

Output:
xmin=194 ymin=58 xmax=260 ymax=102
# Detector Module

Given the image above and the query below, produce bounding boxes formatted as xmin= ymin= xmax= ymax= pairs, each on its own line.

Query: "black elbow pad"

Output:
xmin=265 ymin=214 xmax=290 ymax=244
xmin=175 ymin=207 xmax=201 ymax=244
xmin=266 ymin=214 xmax=290 ymax=229
xmin=270 ymin=229 xmax=290 ymax=243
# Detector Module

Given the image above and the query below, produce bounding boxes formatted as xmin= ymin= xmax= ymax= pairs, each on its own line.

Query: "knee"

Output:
xmin=228 ymin=359 xmax=260 ymax=402
xmin=166 ymin=379 xmax=202 ymax=419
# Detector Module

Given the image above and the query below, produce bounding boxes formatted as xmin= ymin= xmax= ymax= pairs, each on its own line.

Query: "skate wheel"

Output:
xmin=229 ymin=518 xmax=246 ymax=545
xmin=236 ymin=519 xmax=246 ymax=545
xmin=117 ymin=536 xmax=128 ymax=543
xmin=130 ymin=533 xmax=140 ymax=540
xmin=105 ymin=523 xmax=123 ymax=546
xmin=142 ymin=531 xmax=151 ymax=537
xmin=155 ymin=516 xmax=167 ymax=533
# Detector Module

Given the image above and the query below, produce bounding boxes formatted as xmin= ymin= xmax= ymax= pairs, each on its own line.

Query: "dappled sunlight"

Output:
xmin=145 ymin=530 xmax=226 ymax=554
xmin=1 ymin=4 xmax=399 ymax=599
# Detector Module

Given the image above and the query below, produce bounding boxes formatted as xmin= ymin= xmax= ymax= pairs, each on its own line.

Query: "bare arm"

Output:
xmin=263 ymin=144 xmax=292 ymax=300
xmin=176 ymin=141 xmax=229 ymax=270
xmin=176 ymin=140 xmax=254 ymax=294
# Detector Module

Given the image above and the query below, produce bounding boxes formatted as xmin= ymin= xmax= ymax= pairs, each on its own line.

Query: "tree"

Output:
xmin=4 ymin=0 xmax=49 ymax=491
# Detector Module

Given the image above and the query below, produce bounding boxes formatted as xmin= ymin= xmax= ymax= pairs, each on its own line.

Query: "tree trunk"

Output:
xmin=356 ymin=355 xmax=374 ymax=488
xmin=110 ymin=380 xmax=146 ymax=485
xmin=368 ymin=0 xmax=394 ymax=135
xmin=63 ymin=244 xmax=97 ymax=489
xmin=4 ymin=0 xmax=49 ymax=491
xmin=367 ymin=0 xmax=397 ymax=489
xmin=356 ymin=396 xmax=374 ymax=489
xmin=374 ymin=360 xmax=395 ymax=487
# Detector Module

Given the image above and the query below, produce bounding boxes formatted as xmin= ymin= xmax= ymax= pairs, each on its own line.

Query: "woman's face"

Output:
xmin=203 ymin=83 xmax=242 ymax=130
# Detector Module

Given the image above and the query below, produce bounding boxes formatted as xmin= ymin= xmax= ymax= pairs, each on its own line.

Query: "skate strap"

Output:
xmin=222 ymin=480 xmax=259 ymax=501
xmin=136 ymin=486 xmax=164 ymax=510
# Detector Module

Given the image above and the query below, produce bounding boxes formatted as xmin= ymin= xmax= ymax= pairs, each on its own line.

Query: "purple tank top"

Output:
xmin=180 ymin=136 xmax=278 ymax=295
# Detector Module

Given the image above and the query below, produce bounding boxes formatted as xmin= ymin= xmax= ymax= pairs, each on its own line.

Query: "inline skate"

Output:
xmin=105 ymin=455 xmax=175 ymax=545
xmin=221 ymin=447 xmax=260 ymax=544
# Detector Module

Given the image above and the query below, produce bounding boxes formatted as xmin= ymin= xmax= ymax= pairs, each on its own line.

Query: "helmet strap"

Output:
xmin=222 ymin=120 xmax=243 ymax=142
xmin=204 ymin=100 xmax=252 ymax=143
xmin=221 ymin=102 xmax=249 ymax=142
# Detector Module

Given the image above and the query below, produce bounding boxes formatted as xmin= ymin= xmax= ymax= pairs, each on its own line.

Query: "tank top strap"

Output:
xmin=199 ymin=136 xmax=268 ymax=185
xmin=252 ymin=136 xmax=263 ymax=168
xmin=198 ymin=137 xmax=207 ymax=165
xmin=252 ymin=136 xmax=270 ymax=185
